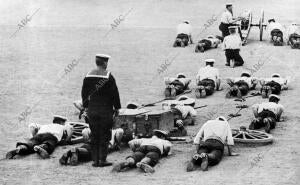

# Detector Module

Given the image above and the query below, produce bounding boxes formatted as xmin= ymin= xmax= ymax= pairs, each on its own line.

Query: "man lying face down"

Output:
xmin=195 ymin=59 xmax=221 ymax=98
xmin=187 ymin=116 xmax=238 ymax=172
xmin=173 ymin=21 xmax=193 ymax=47
xmin=259 ymin=73 xmax=289 ymax=98
xmin=249 ymin=94 xmax=284 ymax=133
xmin=226 ymin=71 xmax=258 ymax=98
xmin=267 ymin=19 xmax=285 ymax=46
xmin=59 ymin=127 xmax=124 ymax=166
xmin=112 ymin=130 xmax=172 ymax=173
xmin=164 ymin=73 xmax=191 ymax=97
xmin=287 ymin=23 xmax=300 ymax=49
xmin=6 ymin=115 xmax=73 ymax=159
xmin=195 ymin=35 xmax=221 ymax=53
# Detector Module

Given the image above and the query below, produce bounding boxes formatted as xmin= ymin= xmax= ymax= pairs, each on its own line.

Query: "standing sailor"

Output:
xmin=219 ymin=3 xmax=241 ymax=39
xmin=81 ymin=54 xmax=121 ymax=167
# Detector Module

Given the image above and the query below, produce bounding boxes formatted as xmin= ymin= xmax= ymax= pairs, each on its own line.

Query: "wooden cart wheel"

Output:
xmin=69 ymin=122 xmax=89 ymax=144
xmin=259 ymin=9 xmax=265 ymax=41
xmin=242 ymin=11 xmax=253 ymax=45
xmin=232 ymin=126 xmax=273 ymax=144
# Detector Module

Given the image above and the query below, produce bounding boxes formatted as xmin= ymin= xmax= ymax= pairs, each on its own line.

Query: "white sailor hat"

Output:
xmin=126 ymin=101 xmax=140 ymax=109
xmin=241 ymin=71 xmax=251 ymax=77
xmin=226 ymin=3 xmax=233 ymax=7
xmin=271 ymin=73 xmax=281 ymax=78
xmin=96 ymin=54 xmax=111 ymax=61
xmin=205 ymin=59 xmax=215 ymax=63
xmin=53 ymin=115 xmax=68 ymax=122
xmin=176 ymin=73 xmax=186 ymax=78
xmin=177 ymin=95 xmax=195 ymax=106
xmin=216 ymin=116 xmax=227 ymax=121
xmin=269 ymin=94 xmax=280 ymax=101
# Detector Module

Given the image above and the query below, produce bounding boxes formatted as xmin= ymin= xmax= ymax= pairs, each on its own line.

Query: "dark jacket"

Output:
xmin=81 ymin=71 xmax=121 ymax=115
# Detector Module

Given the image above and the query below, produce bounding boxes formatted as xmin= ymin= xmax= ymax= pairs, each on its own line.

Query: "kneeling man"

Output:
xmin=226 ymin=71 xmax=258 ymax=98
xmin=112 ymin=130 xmax=172 ymax=173
xmin=260 ymin=73 xmax=289 ymax=98
xmin=249 ymin=94 xmax=284 ymax=133
xmin=6 ymin=115 xmax=73 ymax=159
xmin=195 ymin=59 xmax=221 ymax=98
xmin=164 ymin=73 xmax=191 ymax=98
xmin=173 ymin=21 xmax=193 ymax=47
xmin=223 ymin=26 xmax=244 ymax=67
xmin=195 ymin=35 xmax=221 ymax=53
xmin=187 ymin=116 xmax=238 ymax=172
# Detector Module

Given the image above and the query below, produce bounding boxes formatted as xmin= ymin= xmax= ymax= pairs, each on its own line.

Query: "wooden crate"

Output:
xmin=115 ymin=109 xmax=174 ymax=138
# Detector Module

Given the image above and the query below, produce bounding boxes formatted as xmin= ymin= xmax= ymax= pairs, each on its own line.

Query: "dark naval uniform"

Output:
xmin=81 ymin=70 xmax=121 ymax=166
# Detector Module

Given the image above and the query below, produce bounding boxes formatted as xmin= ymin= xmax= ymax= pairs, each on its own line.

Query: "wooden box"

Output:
xmin=115 ymin=109 xmax=174 ymax=138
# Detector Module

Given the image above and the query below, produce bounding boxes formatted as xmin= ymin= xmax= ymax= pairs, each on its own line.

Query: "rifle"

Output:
xmin=227 ymin=105 xmax=249 ymax=121
xmin=140 ymin=89 xmax=192 ymax=108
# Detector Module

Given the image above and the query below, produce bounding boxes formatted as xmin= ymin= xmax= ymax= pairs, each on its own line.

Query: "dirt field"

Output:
xmin=0 ymin=0 xmax=300 ymax=184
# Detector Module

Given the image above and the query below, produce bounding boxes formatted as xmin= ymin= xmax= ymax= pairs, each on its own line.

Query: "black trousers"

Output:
xmin=196 ymin=39 xmax=212 ymax=51
xmin=77 ymin=143 xmax=92 ymax=162
xmin=88 ymin=111 xmax=113 ymax=163
xmin=230 ymin=80 xmax=249 ymax=96
xmin=271 ymin=29 xmax=283 ymax=42
xmin=252 ymin=110 xmax=277 ymax=129
xmin=174 ymin=33 xmax=189 ymax=47
xmin=289 ymin=33 xmax=300 ymax=47
xmin=263 ymin=81 xmax=281 ymax=95
xmin=170 ymin=80 xmax=185 ymax=95
xmin=128 ymin=145 xmax=161 ymax=167
xmin=198 ymin=79 xmax=215 ymax=96
xmin=219 ymin=23 xmax=231 ymax=38
xmin=16 ymin=133 xmax=58 ymax=155
xmin=195 ymin=139 xmax=224 ymax=166
xmin=225 ymin=49 xmax=244 ymax=66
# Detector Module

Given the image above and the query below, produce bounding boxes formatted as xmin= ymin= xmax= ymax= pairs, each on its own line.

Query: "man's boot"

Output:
xmin=34 ymin=144 xmax=50 ymax=159
xmin=200 ymin=153 xmax=209 ymax=171
xmin=6 ymin=149 xmax=18 ymax=159
xmin=69 ymin=148 xmax=79 ymax=166
xmin=112 ymin=162 xmax=130 ymax=172
xmin=59 ymin=150 xmax=71 ymax=165
xmin=137 ymin=157 xmax=155 ymax=173
xmin=264 ymin=118 xmax=271 ymax=133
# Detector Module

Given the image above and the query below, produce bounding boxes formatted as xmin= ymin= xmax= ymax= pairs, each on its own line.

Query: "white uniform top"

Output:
xmin=205 ymin=36 xmax=220 ymax=48
xmin=267 ymin=22 xmax=285 ymax=36
xmin=220 ymin=10 xmax=234 ymax=24
xmin=30 ymin=123 xmax=69 ymax=141
xmin=233 ymin=76 xmax=256 ymax=88
xmin=82 ymin=127 xmax=123 ymax=145
xmin=196 ymin=65 xmax=220 ymax=83
xmin=128 ymin=136 xmax=172 ymax=155
xmin=174 ymin=105 xmax=197 ymax=119
xmin=287 ymin=25 xmax=300 ymax=36
xmin=252 ymin=102 xmax=284 ymax=116
xmin=194 ymin=119 xmax=234 ymax=146
xmin=165 ymin=77 xmax=191 ymax=86
xmin=223 ymin=34 xmax=242 ymax=50
xmin=177 ymin=23 xmax=192 ymax=35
